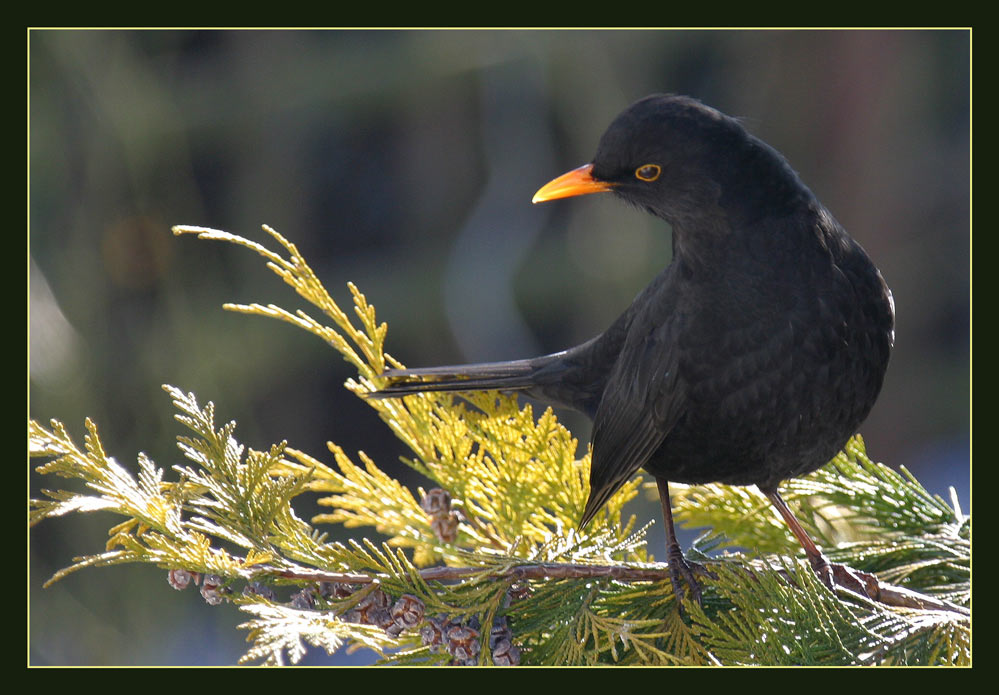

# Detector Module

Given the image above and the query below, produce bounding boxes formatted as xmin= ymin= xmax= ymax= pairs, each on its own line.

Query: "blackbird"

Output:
xmin=373 ymin=94 xmax=895 ymax=603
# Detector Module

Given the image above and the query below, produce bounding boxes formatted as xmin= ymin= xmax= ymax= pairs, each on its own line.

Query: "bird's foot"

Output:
xmin=666 ymin=545 xmax=714 ymax=607
xmin=807 ymin=553 xmax=969 ymax=614
xmin=808 ymin=553 xmax=879 ymax=600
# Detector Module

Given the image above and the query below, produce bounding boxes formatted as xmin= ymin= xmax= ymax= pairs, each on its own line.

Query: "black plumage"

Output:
xmin=372 ymin=95 xmax=895 ymax=601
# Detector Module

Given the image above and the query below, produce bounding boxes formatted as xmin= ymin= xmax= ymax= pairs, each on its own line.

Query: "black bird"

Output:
xmin=373 ymin=95 xmax=895 ymax=602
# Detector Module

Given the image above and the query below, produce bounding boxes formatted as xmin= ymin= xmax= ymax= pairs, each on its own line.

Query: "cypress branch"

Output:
xmin=29 ymin=225 xmax=970 ymax=666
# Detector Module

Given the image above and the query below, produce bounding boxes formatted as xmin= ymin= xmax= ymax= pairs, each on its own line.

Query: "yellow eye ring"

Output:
xmin=635 ymin=164 xmax=661 ymax=182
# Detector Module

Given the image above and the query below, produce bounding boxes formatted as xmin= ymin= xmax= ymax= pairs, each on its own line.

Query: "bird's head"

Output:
xmin=534 ymin=94 xmax=805 ymax=230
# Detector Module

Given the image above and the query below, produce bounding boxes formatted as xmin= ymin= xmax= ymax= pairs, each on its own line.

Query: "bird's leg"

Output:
xmin=762 ymin=487 xmax=879 ymax=600
xmin=657 ymin=478 xmax=710 ymax=606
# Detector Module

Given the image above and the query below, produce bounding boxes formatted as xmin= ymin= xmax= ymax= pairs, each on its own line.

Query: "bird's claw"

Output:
xmin=808 ymin=554 xmax=879 ymax=600
xmin=667 ymin=546 xmax=714 ymax=608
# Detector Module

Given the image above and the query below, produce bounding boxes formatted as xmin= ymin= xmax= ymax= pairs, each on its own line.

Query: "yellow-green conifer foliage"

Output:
xmin=30 ymin=226 xmax=969 ymax=666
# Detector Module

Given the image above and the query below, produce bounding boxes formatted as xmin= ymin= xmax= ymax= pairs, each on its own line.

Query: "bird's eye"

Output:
xmin=635 ymin=164 xmax=661 ymax=182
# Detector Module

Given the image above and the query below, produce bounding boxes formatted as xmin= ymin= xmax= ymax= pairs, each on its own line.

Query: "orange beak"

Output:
xmin=532 ymin=164 xmax=616 ymax=203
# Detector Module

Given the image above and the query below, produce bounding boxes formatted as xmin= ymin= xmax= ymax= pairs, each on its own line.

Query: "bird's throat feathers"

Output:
xmin=670 ymin=145 xmax=816 ymax=272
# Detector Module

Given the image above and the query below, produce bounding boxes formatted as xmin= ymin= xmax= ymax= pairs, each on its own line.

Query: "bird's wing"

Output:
xmin=580 ymin=314 xmax=685 ymax=526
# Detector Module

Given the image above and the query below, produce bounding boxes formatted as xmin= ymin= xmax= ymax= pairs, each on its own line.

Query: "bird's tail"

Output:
xmin=367 ymin=357 xmax=550 ymax=399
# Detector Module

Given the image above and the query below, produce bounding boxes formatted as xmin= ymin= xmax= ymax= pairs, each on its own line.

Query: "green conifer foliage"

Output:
xmin=30 ymin=226 xmax=969 ymax=666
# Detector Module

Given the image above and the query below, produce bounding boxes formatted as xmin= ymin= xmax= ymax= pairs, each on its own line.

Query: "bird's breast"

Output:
xmin=650 ymin=251 xmax=892 ymax=487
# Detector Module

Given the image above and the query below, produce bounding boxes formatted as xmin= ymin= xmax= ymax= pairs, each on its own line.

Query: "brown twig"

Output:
xmin=864 ymin=581 xmax=970 ymax=616
xmin=273 ymin=562 xmax=672 ymax=585
xmin=267 ymin=561 xmax=968 ymax=616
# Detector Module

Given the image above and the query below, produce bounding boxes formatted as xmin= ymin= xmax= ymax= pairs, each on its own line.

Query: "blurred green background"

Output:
xmin=29 ymin=29 xmax=970 ymax=665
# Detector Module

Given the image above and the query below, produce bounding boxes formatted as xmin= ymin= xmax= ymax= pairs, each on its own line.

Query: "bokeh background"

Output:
xmin=29 ymin=29 xmax=970 ymax=665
